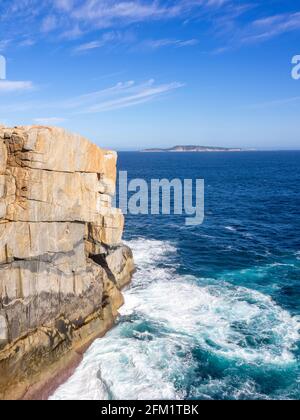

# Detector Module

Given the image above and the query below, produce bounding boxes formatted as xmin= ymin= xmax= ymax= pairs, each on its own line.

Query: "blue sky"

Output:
xmin=0 ymin=0 xmax=299 ymax=150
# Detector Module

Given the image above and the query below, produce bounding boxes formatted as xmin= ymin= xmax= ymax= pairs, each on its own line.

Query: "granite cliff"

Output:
xmin=0 ymin=126 xmax=135 ymax=400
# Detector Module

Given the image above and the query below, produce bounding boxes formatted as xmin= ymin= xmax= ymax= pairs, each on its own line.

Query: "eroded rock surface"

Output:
xmin=0 ymin=126 xmax=135 ymax=400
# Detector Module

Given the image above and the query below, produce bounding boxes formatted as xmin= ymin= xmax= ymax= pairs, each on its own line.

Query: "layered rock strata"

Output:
xmin=0 ymin=126 xmax=135 ymax=400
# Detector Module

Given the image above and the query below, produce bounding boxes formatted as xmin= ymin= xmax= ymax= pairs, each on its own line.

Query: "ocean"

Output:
xmin=51 ymin=151 xmax=300 ymax=400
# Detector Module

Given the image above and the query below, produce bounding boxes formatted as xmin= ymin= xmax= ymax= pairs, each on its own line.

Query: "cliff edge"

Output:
xmin=0 ymin=126 xmax=135 ymax=400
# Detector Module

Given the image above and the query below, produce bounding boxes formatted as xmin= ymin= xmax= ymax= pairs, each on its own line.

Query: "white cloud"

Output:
xmin=70 ymin=1 xmax=180 ymax=26
xmin=10 ymin=1 xmax=295 ymax=54
xmin=0 ymin=79 xmax=184 ymax=114
xmin=54 ymin=0 xmax=74 ymax=11
xmin=0 ymin=80 xmax=34 ymax=93
xmin=73 ymin=31 xmax=126 ymax=52
xmin=18 ymin=39 xmax=36 ymax=47
xmin=0 ymin=39 xmax=11 ymax=52
xmin=74 ymin=32 xmax=198 ymax=53
xmin=241 ymin=12 xmax=300 ymax=44
xmin=74 ymin=40 xmax=103 ymax=52
xmin=61 ymin=80 xmax=137 ymax=109
xmin=41 ymin=15 xmax=58 ymax=33
xmin=58 ymin=79 xmax=184 ymax=113
xmin=33 ymin=117 xmax=66 ymax=125
xmin=246 ymin=96 xmax=300 ymax=110
xmin=142 ymin=38 xmax=199 ymax=49
xmin=81 ymin=80 xmax=185 ymax=112
xmin=0 ymin=0 xmax=233 ymax=47
xmin=60 ymin=25 xmax=83 ymax=40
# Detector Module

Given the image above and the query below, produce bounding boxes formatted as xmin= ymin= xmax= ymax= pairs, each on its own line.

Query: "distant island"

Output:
xmin=141 ymin=145 xmax=249 ymax=153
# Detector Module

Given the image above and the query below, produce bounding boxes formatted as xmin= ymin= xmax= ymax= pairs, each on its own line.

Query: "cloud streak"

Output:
xmin=0 ymin=79 xmax=184 ymax=116
xmin=0 ymin=80 xmax=34 ymax=93
xmin=246 ymin=96 xmax=300 ymax=110
xmin=80 ymin=80 xmax=185 ymax=112
xmin=0 ymin=0 xmax=232 ymax=49
xmin=141 ymin=38 xmax=199 ymax=49
xmin=33 ymin=117 xmax=66 ymax=124
xmin=2 ymin=1 xmax=300 ymax=53
xmin=75 ymin=34 xmax=199 ymax=53
xmin=61 ymin=79 xmax=185 ymax=113
xmin=73 ymin=30 xmax=135 ymax=52
xmin=241 ymin=12 xmax=300 ymax=44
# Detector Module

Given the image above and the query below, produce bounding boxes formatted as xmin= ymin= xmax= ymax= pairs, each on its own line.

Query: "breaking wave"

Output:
xmin=50 ymin=239 xmax=300 ymax=400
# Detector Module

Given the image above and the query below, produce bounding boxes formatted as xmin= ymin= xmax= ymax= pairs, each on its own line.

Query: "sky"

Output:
xmin=0 ymin=0 xmax=299 ymax=150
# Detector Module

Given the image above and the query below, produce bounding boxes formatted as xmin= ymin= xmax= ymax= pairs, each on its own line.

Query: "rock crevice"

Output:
xmin=0 ymin=126 xmax=135 ymax=400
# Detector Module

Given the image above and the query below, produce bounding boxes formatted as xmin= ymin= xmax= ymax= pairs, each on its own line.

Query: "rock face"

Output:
xmin=0 ymin=126 xmax=135 ymax=400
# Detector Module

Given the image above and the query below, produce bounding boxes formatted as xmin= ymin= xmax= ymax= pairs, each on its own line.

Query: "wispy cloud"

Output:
xmin=0 ymin=79 xmax=184 ymax=114
xmin=74 ymin=32 xmax=198 ymax=53
xmin=41 ymin=15 xmax=58 ymax=33
xmin=241 ymin=12 xmax=300 ymax=44
xmin=73 ymin=30 xmax=135 ymax=53
xmin=74 ymin=40 xmax=103 ymax=52
xmin=80 ymin=79 xmax=185 ymax=112
xmin=33 ymin=117 xmax=66 ymax=124
xmin=0 ymin=0 xmax=232 ymax=49
xmin=9 ymin=1 xmax=294 ymax=55
xmin=0 ymin=39 xmax=11 ymax=52
xmin=61 ymin=79 xmax=184 ymax=113
xmin=141 ymin=38 xmax=199 ymax=49
xmin=0 ymin=80 xmax=34 ymax=93
xmin=70 ymin=1 xmax=181 ymax=27
xmin=18 ymin=38 xmax=36 ymax=47
xmin=54 ymin=0 xmax=74 ymax=12
xmin=247 ymin=96 xmax=300 ymax=110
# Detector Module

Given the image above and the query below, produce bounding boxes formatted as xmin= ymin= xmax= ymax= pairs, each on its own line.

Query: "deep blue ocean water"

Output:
xmin=51 ymin=152 xmax=300 ymax=400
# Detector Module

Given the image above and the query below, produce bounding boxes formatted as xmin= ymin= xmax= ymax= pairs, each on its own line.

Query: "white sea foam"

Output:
xmin=225 ymin=226 xmax=253 ymax=238
xmin=225 ymin=226 xmax=237 ymax=232
xmin=123 ymin=276 xmax=299 ymax=365
xmin=191 ymin=376 xmax=271 ymax=400
xmin=268 ymin=262 xmax=295 ymax=268
xmin=50 ymin=238 xmax=300 ymax=400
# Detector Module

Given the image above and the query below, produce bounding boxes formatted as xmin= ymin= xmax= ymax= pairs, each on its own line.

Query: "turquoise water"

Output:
xmin=51 ymin=152 xmax=300 ymax=400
